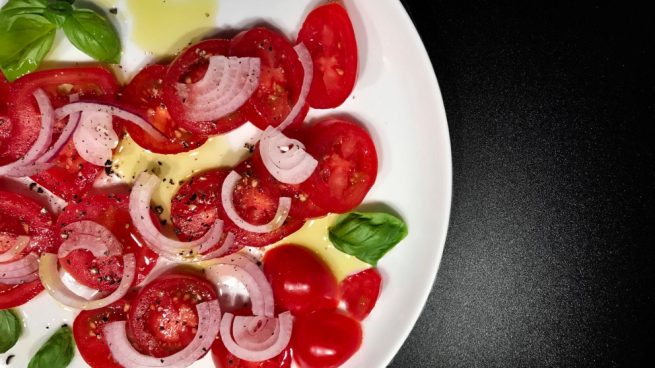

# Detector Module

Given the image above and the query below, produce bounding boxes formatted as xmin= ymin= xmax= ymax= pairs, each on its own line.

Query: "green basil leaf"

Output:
xmin=0 ymin=14 xmax=56 ymax=81
xmin=42 ymin=0 xmax=73 ymax=27
xmin=62 ymin=9 xmax=120 ymax=64
xmin=0 ymin=309 xmax=22 ymax=353
xmin=329 ymin=212 xmax=408 ymax=266
xmin=1 ymin=0 xmax=47 ymax=11
xmin=27 ymin=325 xmax=75 ymax=368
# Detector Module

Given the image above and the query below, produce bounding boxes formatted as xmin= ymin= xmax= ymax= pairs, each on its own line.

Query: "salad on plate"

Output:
xmin=0 ymin=1 xmax=414 ymax=368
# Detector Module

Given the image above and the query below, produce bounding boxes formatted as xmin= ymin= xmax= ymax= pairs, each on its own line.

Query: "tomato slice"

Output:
xmin=230 ymin=28 xmax=308 ymax=130
xmin=56 ymin=193 xmax=158 ymax=291
xmin=302 ymin=118 xmax=378 ymax=213
xmin=121 ymin=64 xmax=207 ymax=153
xmin=1 ymin=74 xmax=12 ymax=164
xmin=163 ymin=39 xmax=247 ymax=135
xmin=298 ymin=2 xmax=358 ymax=109
xmin=127 ymin=272 xmax=218 ymax=357
xmin=5 ymin=67 xmax=120 ymax=200
xmin=211 ymin=335 xmax=292 ymax=368
xmin=73 ymin=292 xmax=137 ymax=368
xmin=170 ymin=164 xmax=304 ymax=249
xmin=291 ymin=309 xmax=363 ymax=368
xmin=0 ymin=191 xmax=56 ymax=309
xmin=340 ymin=268 xmax=382 ymax=320
xmin=263 ymin=244 xmax=339 ymax=315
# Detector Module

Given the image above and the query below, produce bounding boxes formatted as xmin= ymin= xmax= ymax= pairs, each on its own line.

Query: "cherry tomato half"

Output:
xmin=298 ymin=2 xmax=358 ymax=108
xmin=211 ymin=333 xmax=292 ymax=368
xmin=262 ymin=244 xmax=338 ymax=315
xmin=292 ymin=309 xmax=363 ymax=368
xmin=340 ymin=268 xmax=382 ymax=320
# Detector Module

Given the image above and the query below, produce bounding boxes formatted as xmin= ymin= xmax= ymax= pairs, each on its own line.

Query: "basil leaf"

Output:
xmin=0 ymin=0 xmax=47 ymax=18
xmin=0 ymin=14 xmax=56 ymax=81
xmin=28 ymin=325 xmax=75 ymax=368
xmin=329 ymin=212 xmax=408 ymax=266
xmin=62 ymin=9 xmax=120 ymax=64
xmin=0 ymin=309 xmax=22 ymax=353
xmin=43 ymin=0 xmax=73 ymax=27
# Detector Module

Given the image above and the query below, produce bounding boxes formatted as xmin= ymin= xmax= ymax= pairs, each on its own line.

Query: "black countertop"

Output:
xmin=389 ymin=1 xmax=653 ymax=367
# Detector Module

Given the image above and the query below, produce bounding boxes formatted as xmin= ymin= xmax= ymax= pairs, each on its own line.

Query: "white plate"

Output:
xmin=0 ymin=1 xmax=451 ymax=367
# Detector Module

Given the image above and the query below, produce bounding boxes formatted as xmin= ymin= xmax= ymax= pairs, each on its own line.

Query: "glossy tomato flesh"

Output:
xmin=230 ymin=28 xmax=308 ymax=130
xmin=303 ymin=118 xmax=378 ymax=213
xmin=340 ymin=268 xmax=382 ymax=320
xmin=56 ymin=193 xmax=158 ymax=291
xmin=211 ymin=333 xmax=292 ymax=368
xmin=163 ymin=39 xmax=247 ymax=135
xmin=122 ymin=64 xmax=207 ymax=153
xmin=73 ymin=292 xmax=137 ymax=368
xmin=5 ymin=67 xmax=120 ymax=200
xmin=127 ymin=272 xmax=218 ymax=357
xmin=0 ymin=191 xmax=56 ymax=309
xmin=263 ymin=244 xmax=338 ymax=315
xmin=292 ymin=309 xmax=363 ymax=368
xmin=298 ymin=2 xmax=358 ymax=108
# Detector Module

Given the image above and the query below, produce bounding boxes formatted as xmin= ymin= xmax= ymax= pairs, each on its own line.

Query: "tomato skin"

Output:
xmin=121 ymin=64 xmax=207 ymax=153
xmin=56 ymin=193 xmax=159 ymax=291
xmin=73 ymin=292 xmax=137 ymax=368
xmin=230 ymin=28 xmax=308 ymax=130
xmin=127 ymin=272 xmax=218 ymax=357
xmin=163 ymin=39 xmax=247 ymax=136
xmin=340 ymin=268 xmax=382 ymax=320
xmin=303 ymin=118 xmax=378 ymax=213
xmin=262 ymin=245 xmax=339 ymax=315
xmin=4 ymin=67 xmax=120 ymax=200
xmin=211 ymin=335 xmax=292 ymax=368
xmin=0 ymin=191 xmax=56 ymax=308
xmin=292 ymin=309 xmax=363 ymax=368
xmin=298 ymin=2 xmax=358 ymax=109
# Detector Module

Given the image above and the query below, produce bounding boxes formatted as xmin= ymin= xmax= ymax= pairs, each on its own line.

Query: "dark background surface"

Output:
xmin=389 ymin=1 xmax=653 ymax=367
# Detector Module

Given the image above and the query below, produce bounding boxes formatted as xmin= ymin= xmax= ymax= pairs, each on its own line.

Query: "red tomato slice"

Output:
xmin=127 ymin=272 xmax=217 ymax=357
xmin=73 ymin=291 xmax=137 ymax=368
xmin=211 ymin=335 xmax=292 ymax=368
xmin=121 ymin=64 xmax=207 ymax=153
xmin=262 ymin=244 xmax=338 ymax=315
xmin=0 ymin=191 xmax=56 ymax=309
xmin=292 ymin=309 xmax=362 ymax=368
xmin=56 ymin=193 xmax=158 ymax=291
xmin=298 ymin=2 xmax=358 ymax=108
xmin=1 ymin=74 xmax=12 ymax=166
xmin=163 ymin=39 xmax=247 ymax=135
xmin=302 ymin=118 xmax=378 ymax=213
xmin=170 ymin=164 xmax=304 ymax=249
xmin=250 ymin=147 xmax=327 ymax=220
xmin=230 ymin=28 xmax=308 ymax=130
xmin=5 ymin=67 xmax=120 ymax=200
xmin=340 ymin=268 xmax=382 ymax=320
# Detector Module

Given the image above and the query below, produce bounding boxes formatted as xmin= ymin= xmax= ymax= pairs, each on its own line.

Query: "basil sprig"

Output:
xmin=0 ymin=0 xmax=121 ymax=81
xmin=329 ymin=211 xmax=408 ymax=266
xmin=0 ymin=309 xmax=22 ymax=353
xmin=27 ymin=324 xmax=75 ymax=368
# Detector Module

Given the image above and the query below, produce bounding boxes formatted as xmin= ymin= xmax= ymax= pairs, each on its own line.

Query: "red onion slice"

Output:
xmin=103 ymin=300 xmax=221 ymax=368
xmin=233 ymin=315 xmax=280 ymax=350
xmin=0 ymin=235 xmax=31 ymax=263
xmin=0 ymin=177 xmax=68 ymax=215
xmin=39 ymin=253 xmax=136 ymax=310
xmin=55 ymin=102 xmax=167 ymax=142
xmin=181 ymin=56 xmax=260 ymax=122
xmin=220 ymin=311 xmax=293 ymax=362
xmin=276 ymin=43 xmax=313 ymax=132
xmin=37 ymin=94 xmax=81 ymax=164
xmin=57 ymin=220 xmax=123 ymax=259
xmin=73 ymin=110 xmax=119 ymax=166
xmin=221 ymin=171 xmax=291 ymax=234
xmin=259 ymin=126 xmax=318 ymax=184
xmin=129 ymin=172 xmax=232 ymax=262
xmin=0 ymin=89 xmax=55 ymax=177
xmin=0 ymin=253 xmax=39 ymax=284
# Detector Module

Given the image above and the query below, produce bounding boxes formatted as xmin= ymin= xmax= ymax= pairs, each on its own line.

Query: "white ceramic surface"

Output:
xmin=0 ymin=1 xmax=452 ymax=367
